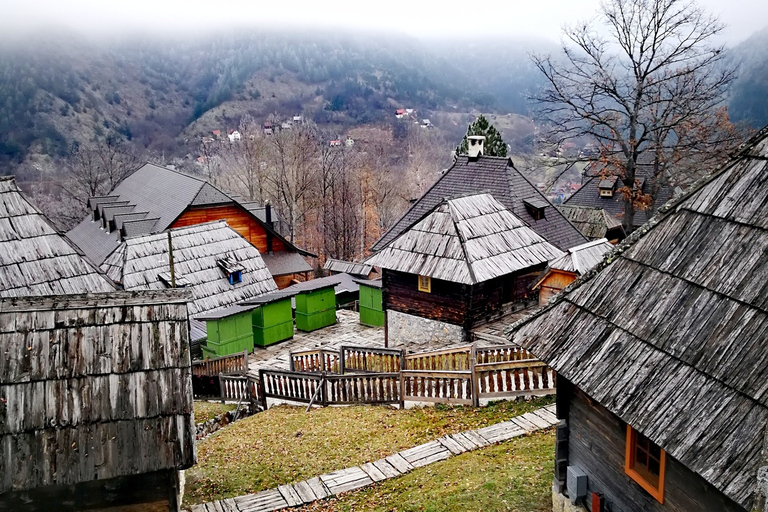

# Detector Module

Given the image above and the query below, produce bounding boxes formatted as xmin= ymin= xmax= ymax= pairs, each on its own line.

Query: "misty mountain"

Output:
xmin=727 ymin=27 xmax=768 ymax=128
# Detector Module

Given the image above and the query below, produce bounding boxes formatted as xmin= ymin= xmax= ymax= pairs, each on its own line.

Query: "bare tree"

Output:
xmin=533 ymin=0 xmax=737 ymax=231
xmin=221 ymin=114 xmax=269 ymax=202
xmin=65 ymin=136 xmax=139 ymax=204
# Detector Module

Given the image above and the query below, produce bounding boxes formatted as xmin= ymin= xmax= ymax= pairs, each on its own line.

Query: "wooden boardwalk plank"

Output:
xmin=234 ymin=489 xmax=287 ymax=512
xmin=222 ymin=498 xmax=238 ymax=512
xmin=410 ymin=449 xmax=451 ymax=468
xmin=463 ymin=430 xmax=490 ymax=448
xmin=521 ymin=411 xmax=551 ymax=429
xmin=449 ymin=432 xmax=480 ymax=451
xmin=278 ymin=483 xmax=303 ymax=507
xmin=510 ymin=416 xmax=538 ymax=432
xmin=531 ymin=408 xmax=558 ymax=425
xmin=190 ymin=505 xmax=207 ymax=512
xmin=360 ymin=462 xmax=388 ymax=482
xmin=372 ymin=458 xmax=401 ymax=478
xmin=293 ymin=480 xmax=317 ymax=503
xmin=438 ymin=435 xmax=467 ymax=455
xmin=385 ymin=453 xmax=414 ymax=473
xmin=399 ymin=440 xmax=446 ymax=465
xmin=306 ymin=476 xmax=330 ymax=500
xmin=320 ymin=466 xmax=373 ymax=495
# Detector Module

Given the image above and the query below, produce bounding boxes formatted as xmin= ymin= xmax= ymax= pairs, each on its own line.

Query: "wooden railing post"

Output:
xmin=320 ymin=372 xmax=327 ymax=407
xmin=218 ymin=373 xmax=225 ymax=404
xmin=340 ymin=348 xmax=346 ymax=375
xmin=243 ymin=350 xmax=248 ymax=375
xmin=258 ymin=369 xmax=267 ymax=411
xmin=470 ymin=343 xmax=479 ymax=407
xmin=399 ymin=349 xmax=406 ymax=409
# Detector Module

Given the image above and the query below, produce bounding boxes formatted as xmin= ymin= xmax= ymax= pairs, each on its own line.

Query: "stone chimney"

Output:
xmin=467 ymin=135 xmax=485 ymax=158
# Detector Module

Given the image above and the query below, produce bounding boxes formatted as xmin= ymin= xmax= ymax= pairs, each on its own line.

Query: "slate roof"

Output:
xmin=0 ymin=289 xmax=196 ymax=493
xmin=101 ymin=220 xmax=278 ymax=318
xmin=372 ymin=155 xmax=587 ymax=252
xmin=546 ymin=238 xmax=613 ymax=275
xmin=66 ymin=163 xmax=311 ymax=266
xmin=0 ymin=176 xmax=116 ymax=296
xmin=367 ymin=193 xmax=564 ymax=285
xmin=557 ymin=204 xmax=625 ymax=240
xmin=507 ymin=127 xmax=768 ymax=510
xmin=564 ymin=167 xmax=674 ymax=228
xmin=323 ymin=258 xmax=374 ymax=277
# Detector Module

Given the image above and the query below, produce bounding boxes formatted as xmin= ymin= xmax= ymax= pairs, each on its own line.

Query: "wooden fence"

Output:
xmin=256 ymin=344 xmax=553 ymax=409
xmin=341 ymin=345 xmax=404 ymax=374
xmin=290 ymin=349 xmax=341 ymax=373
xmin=192 ymin=350 xmax=249 ymax=377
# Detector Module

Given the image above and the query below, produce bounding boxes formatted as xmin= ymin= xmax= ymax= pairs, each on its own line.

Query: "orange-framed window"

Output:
xmin=418 ymin=275 xmax=431 ymax=293
xmin=625 ymin=425 xmax=666 ymax=503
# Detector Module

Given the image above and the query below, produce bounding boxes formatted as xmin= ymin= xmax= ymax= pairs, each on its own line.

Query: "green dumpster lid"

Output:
xmin=352 ymin=277 xmax=382 ymax=289
xmin=239 ymin=289 xmax=299 ymax=306
xmin=195 ymin=303 xmax=256 ymax=321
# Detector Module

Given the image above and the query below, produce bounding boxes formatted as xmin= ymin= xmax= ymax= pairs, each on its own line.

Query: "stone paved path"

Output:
xmin=188 ymin=404 xmax=558 ymax=512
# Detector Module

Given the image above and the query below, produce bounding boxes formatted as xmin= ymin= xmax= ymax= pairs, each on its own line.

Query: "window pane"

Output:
xmin=649 ymin=458 xmax=660 ymax=475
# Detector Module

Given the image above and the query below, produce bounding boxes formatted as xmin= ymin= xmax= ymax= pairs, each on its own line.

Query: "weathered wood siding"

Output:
xmin=172 ymin=205 xmax=286 ymax=254
xmin=565 ymin=386 xmax=745 ymax=512
xmin=0 ymin=291 xmax=196 ymax=497
xmin=468 ymin=265 xmax=545 ymax=325
xmin=538 ymin=269 xmax=577 ymax=306
xmin=383 ymin=270 xmax=469 ymax=326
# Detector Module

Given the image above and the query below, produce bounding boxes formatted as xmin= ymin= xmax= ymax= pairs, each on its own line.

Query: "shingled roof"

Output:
xmin=563 ymin=166 xmax=674 ymax=228
xmin=0 ymin=176 xmax=115 ymax=296
xmin=557 ymin=204 xmax=625 ymax=240
xmin=372 ymin=155 xmax=587 ymax=252
xmin=547 ymin=238 xmax=614 ymax=275
xmin=367 ymin=193 xmax=564 ymax=285
xmin=66 ymin=163 xmax=311 ymax=266
xmin=0 ymin=290 xmax=196 ymax=494
xmin=101 ymin=220 xmax=278 ymax=318
xmin=507 ymin=127 xmax=768 ymax=510
xmin=323 ymin=258 xmax=374 ymax=278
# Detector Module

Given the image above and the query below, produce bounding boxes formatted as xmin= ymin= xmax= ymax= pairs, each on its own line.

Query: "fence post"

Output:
xmin=340 ymin=347 xmax=346 ymax=375
xmin=399 ymin=349 xmax=406 ymax=409
xmin=258 ymin=369 xmax=268 ymax=411
xmin=321 ymin=350 xmax=327 ymax=373
xmin=320 ymin=372 xmax=327 ymax=407
xmin=243 ymin=350 xmax=248 ymax=375
xmin=470 ymin=343 xmax=479 ymax=407
xmin=289 ymin=353 xmax=295 ymax=372
xmin=218 ymin=373 xmax=225 ymax=404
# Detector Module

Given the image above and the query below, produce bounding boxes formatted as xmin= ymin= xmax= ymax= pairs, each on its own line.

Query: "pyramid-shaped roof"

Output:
xmin=367 ymin=193 xmax=564 ymax=285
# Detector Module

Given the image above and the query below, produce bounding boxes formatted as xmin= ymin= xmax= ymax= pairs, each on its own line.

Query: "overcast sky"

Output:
xmin=1 ymin=0 xmax=766 ymax=44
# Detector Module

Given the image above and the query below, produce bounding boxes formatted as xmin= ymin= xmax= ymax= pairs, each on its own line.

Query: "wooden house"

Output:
xmin=0 ymin=176 xmax=116 ymax=296
xmin=534 ymin=238 xmax=613 ymax=306
xmin=367 ymin=193 xmax=564 ymax=349
xmin=100 ymin=220 xmax=278 ymax=357
xmin=557 ymin=205 xmax=625 ymax=243
xmin=0 ymin=290 xmax=196 ymax=511
xmin=66 ymin=163 xmax=313 ymax=288
xmin=324 ymin=258 xmax=378 ymax=280
xmin=563 ymin=161 xmax=674 ymax=233
xmin=508 ymin=127 xmax=768 ymax=512
xmin=372 ymin=153 xmax=587 ymax=253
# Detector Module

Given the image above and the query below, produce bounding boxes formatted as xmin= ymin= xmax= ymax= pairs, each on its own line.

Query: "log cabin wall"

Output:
xmin=564 ymin=385 xmax=745 ymax=512
xmin=383 ymin=270 xmax=470 ymax=326
xmin=172 ymin=205 xmax=287 ymax=254
xmin=467 ymin=264 xmax=546 ymax=326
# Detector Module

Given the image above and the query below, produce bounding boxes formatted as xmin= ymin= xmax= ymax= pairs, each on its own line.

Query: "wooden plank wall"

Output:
xmin=172 ymin=205 xmax=287 ymax=254
xmin=383 ymin=270 xmax=469 ymax=325
xmin=566 ymin=386 xmax=745 ymax=512
xmin=538 ymin=270 xmax=577 ymax=306
xmin=0 ymin=293 xmax=196 ymax=495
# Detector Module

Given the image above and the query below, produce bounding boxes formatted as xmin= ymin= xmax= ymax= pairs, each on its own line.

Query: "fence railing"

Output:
xmin=238 ymin=344 xmax=555 ymax=410
xmin=400 ymin=370 xmax=474 ymax=405
xmin=193 ymin=350 xmax=249 ymax=377
xmin=290 ymin=348 xmax=341 ymax=373
xmin=324 ymin=372 xmax=401 ymax=405
xmin=404 ymin=345 xmax=473 ymax=371
xmin=341 ymin=345 xmax=404 ymax=374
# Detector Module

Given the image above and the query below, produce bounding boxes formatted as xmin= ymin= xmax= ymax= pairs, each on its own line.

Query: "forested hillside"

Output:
xmin=727 ymin=27 xmax=768 ymax=128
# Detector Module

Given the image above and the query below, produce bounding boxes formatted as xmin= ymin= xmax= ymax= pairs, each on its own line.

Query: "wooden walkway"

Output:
xmin=189 ymin=404 xmax=558 ymax=512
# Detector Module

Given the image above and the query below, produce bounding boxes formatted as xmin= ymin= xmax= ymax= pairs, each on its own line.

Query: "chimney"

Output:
xmin=264 ymin=200 xmax=273 ymax=254
xmin=467 ymin=135 xmax=485 ymax=158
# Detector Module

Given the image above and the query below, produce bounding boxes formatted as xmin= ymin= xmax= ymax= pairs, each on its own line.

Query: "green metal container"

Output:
xmin=202 ymin=308 xmax=254 ymax=356
xmin=252 ymin=298 xmax=294 ymax=347
xmin=359 ymin=281 xmax=384 ymax=327
xmin=295 ymin=285 xmax=337 ymax=332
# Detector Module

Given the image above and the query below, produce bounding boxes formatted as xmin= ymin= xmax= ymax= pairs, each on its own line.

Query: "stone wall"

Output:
xmin=552 ymin=488 xmax=588 ymax=512
xmin=387 ymin=310 xmax=465 ymax=351
xmin=195 ymin=405 xmax=253 ymax=440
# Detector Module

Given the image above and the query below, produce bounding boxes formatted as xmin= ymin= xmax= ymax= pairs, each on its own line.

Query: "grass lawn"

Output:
xmin=184 ymin=396 xmax=554 ymax=506
xmin=298 ymin=429 xmax=555 ymax=512
xmin=193 ymin=401 xmax=238 ymax=424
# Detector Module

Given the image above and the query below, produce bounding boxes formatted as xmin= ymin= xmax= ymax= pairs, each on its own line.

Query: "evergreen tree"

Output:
xmin=457 ymin=114 xmax=507 ymax=157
